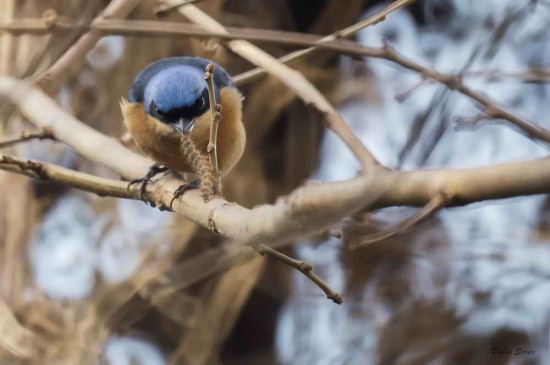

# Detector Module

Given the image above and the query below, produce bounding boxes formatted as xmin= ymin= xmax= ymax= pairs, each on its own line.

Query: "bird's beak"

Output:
xmin=174 ymin=118 xmax=195 ymax=134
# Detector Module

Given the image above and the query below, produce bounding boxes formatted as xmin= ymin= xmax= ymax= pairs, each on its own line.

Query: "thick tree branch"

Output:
xmin=0 ymin=153 xmax=342 ymax=302
xmin=1 ymin=77 xmax=550 ymax=254
xmin=0 ymin=77 xmax=151 ymax=180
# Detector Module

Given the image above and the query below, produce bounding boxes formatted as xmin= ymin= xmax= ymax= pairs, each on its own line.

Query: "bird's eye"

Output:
xmin=156 ymin=107 xmax=167 ymax=118
xmin=198 ymin=97 xmax=205 ymax=109
xmin=151 ymin=101 xmax=164 ymax=117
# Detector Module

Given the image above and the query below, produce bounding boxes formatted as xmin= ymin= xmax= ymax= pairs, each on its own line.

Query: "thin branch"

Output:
xmin=34 ymin=0 xmax=140 ymax=94
xmin=0 ymin=128 xmax=53 ymax=149
xmin=465 ymin=68 xmax=550 ymax=84
xmin=394 ymin=78 xmax=432 ymax=103
xmin=170 ymin=1 xmax=380 ymax=171
xmin=233 ymin=0 xmax=417 ymax=85
xmin=0 ymin=154 xmax=143 ymax=200
xmin=350 ymin=193 xmax=449 ymax=248
xmin=5 ymin=14 xmax=546 ymax=146
xmin=204 ymin=63 xmax=221 ymax=194
xmin=256 ymin=244 xmax=343 ymax=304
xmin=378 ymin=44 xmax=550 ymax=145
xmin=0 ymin=18 xmax=402 ymax=55
xmin=455 ymin=113 xmax=495 ymax=131
xmin=154 ymin=0 xmax=204 ymax=17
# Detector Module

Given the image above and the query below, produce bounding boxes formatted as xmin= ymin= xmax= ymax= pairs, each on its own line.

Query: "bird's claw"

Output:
xmin=170 ymin=179 xmax=200 ymax=209
xmin=128 ymin=164 xmax=169 ymax=205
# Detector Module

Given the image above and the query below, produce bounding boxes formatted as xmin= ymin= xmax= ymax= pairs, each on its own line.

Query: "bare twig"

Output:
xmin=204 ymin=64 xmax=221 ymax=194
xmin=233 ymin=0 xmax=417 ymax=85
xmin=350 ymin=193 xmax=449 ymax=248
xmin=170 ymin=1 xmax=380 ymax=171
xmin=465 ymin=68 xmax=550 ymax=84
xmin=378 ymin=44 xmax=550 ymax=145
xmin=0 ymin=128 xmax=53 ymax=149
xmin=455 ymin=113 xmax=495 ymax=131
xmin=0 ymin=154 xmax=143 ymax=199
xmin=257 ymin=244 xmax=342 ymax=304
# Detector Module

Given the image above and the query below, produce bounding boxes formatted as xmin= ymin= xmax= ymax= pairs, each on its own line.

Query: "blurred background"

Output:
xmin=1 ymin=0 xmax=550 ymax=364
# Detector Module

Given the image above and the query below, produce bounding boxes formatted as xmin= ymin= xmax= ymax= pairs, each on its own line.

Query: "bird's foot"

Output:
xmin=128 ymin=164 xmax=169 ymax=205
xmin=170 ymin=179 xmax=200 ymax=209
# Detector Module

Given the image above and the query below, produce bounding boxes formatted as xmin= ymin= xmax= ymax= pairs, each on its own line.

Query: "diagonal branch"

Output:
xmin=34 ymin=0 xmax=140 ymax=94
xmin=233 ymin=0 xmax=417 ymax=85
xmin=378 ymin=44 xmax=550 ymax=145
xmin=154 ymin=0 xmax=204 ymax=17
xmin=168 ymin=1 xmax=380 ymax=171
xmin=0 ymin=128 xmax=53 ymax=149
xmin=257 ymin=244 xmax=343 ymax=304
xmin=6 ymin=7 xmax=550 ymax=145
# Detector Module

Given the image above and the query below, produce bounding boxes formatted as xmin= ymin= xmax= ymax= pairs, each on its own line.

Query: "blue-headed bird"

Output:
xmin=121 ymin=57 xmax=245 ymax=200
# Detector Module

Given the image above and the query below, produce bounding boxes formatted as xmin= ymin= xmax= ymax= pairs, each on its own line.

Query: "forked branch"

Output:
xmin=257 ymin=244 xmax=343 ymax=304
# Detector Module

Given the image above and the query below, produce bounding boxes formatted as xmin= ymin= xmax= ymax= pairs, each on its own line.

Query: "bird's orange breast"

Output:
xmin=121 ymin=88 xmax=245 ymax=176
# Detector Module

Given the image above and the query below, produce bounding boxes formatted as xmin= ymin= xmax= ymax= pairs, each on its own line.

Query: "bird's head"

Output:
xmin=143 ymin=66 xmax=210 ymax=133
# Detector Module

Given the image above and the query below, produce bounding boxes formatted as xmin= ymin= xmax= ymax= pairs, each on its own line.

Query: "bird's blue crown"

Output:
xmin=144 ymin=66 xmax=206 ymax=113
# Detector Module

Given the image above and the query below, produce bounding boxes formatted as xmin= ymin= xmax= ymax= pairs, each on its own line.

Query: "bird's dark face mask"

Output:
xmin=149 ymin=88 xmax=209 ymax=134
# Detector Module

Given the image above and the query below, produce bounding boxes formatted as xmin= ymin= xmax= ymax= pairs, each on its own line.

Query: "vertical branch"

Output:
xmin=204 ymin=63 xmax=222 ymax=194
xmin=0 ymin=0 xmax=14 ymax=76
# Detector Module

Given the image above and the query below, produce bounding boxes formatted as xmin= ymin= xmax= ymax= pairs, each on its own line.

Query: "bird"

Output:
xmin=121 ymin=57 xmax=246 ymax=200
